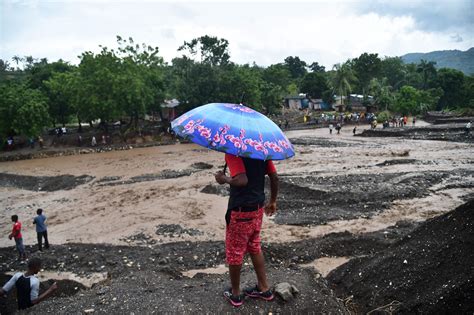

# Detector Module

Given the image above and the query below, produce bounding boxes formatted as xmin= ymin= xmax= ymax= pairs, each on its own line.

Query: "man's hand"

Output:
xmin=265 ymin=202 xmax=277 ymax=216
xmin=215 ymin=171 xmax=227 ymax=185
xmin=8 ymin=235 xmax=12 ymax=240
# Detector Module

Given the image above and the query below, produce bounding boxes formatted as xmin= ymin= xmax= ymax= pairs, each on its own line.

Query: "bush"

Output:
xmin=376 ymin=110 xmax=391 ymax=123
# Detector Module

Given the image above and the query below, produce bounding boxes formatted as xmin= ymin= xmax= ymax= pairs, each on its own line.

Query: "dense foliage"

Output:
xmin=1 ymin=35 xmax=473 ymax=142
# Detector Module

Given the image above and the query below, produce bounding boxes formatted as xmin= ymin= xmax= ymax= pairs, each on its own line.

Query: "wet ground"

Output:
xmin=327 ymin=199 xmax=474 ymax=314
xmin=0 ymin=122 xmax=473 ymax=313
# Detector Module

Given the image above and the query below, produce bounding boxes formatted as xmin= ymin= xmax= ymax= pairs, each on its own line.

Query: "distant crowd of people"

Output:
xmin=4 ymin=132 xmax=112 ymax=151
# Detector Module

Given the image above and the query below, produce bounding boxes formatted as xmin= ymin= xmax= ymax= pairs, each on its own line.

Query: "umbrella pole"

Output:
xmin=223 ymin=163 xmax=227 ymax=174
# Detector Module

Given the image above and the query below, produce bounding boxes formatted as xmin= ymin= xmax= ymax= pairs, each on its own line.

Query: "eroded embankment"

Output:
xmin=275 ymin=169 xmax=474 ymax=225
xmin=358 ymin=124 xmax=473 ymax=143
xmin=327 ymin=199 xmax=474 ymax=314
xmin=0 ymin=222 xmax=419 ymax=314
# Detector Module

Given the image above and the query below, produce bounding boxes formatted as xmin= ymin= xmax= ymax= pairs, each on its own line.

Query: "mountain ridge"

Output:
xmin=400 ymin=47 xmax=474 ymax=75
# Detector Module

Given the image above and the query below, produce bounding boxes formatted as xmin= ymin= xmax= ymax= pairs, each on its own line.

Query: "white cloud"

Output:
xmin=1 ymin=1 xmax=472 ymax=68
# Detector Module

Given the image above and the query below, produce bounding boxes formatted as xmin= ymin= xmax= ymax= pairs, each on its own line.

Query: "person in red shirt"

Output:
xmin=9 ymin=215 xmax=26 ymax=261
xmin=215 ymin=153 xmax=279 ymax=307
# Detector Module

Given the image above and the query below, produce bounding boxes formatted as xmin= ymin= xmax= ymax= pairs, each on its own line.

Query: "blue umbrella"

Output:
xmin=171 ymin=103 xmax=294 ymax=160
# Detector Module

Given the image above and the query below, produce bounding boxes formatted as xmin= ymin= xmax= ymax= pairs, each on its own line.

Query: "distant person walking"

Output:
xmin=412 ymin=116 xmax=416 ymax=126
xmin=329 ymin=123 xmax=333 ymax=134
xmin=9 ymin=215 xmax=26 ymax=261
xmin=91 ymin=136 xmax=97 ymax=147
xmin=353 ymin=126 xmax=357 ymax=135
xmin=465 ymin=121 xmax=472 ymax=135
xmin=0 ymin=257 xmax=58 ymax=310
xmin=336 ymin=123 xmax=341 ymax=134
xmin=6 ymin=137 xmax=13 ymax=151
xmin=33 ymin=209 xmax=49 ymax=251
xmin=37 ymin=136 xmax=44 ymax=149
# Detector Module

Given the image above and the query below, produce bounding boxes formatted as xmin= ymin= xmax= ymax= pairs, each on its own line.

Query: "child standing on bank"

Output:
xmin=9 ymin=215 xmax=26 ymax=261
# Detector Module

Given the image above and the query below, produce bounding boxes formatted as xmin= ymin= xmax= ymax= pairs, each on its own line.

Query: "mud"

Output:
xmin=96 ymin=169 xmax=198 ymax=187
xmin=155 ymin=224 xmax=204 ymax=238
xmin=327 ymin=199 xmax=474 ymax=314
xmin=274 ymin=169 xmax=474 ymax=225
xmin=375 ymin=159 xmax=419 ymax=166
xmin=359 ymin=124 xmax=473 ymax=143
xmin=0 ymin=173 xmax=94 ymax=192
xmin=0 ymin=223 xmax=415 ymax=314
xmin=200 ymin=184 xmax=230 ymax=196
xmin=0 ymin=121 xmax=472 ymax=313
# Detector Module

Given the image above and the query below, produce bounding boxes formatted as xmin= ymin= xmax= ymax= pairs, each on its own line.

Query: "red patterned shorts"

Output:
xmin=225 ymin=207 xmax=264 ymax=265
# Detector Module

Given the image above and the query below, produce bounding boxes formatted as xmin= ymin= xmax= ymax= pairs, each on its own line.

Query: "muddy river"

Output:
xmin=0 ymin=125 xmax=472 ymax=248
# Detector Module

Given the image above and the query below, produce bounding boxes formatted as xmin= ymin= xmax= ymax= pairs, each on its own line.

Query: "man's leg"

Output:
xmin=37 ymin=232 xmax=42 ymax=251
xmin=15 ymin=239 xmax=21 ymax=260
xmin=43 ymin=231 xmax=49 ymax=249
xmin=229 ymin=264 xmax=242 ymax=296
xmin=249 ymin=252 xmax=270 ymax=292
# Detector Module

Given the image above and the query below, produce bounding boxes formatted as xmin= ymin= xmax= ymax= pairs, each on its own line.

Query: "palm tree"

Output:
xmin=369 ymin=78 xmax=393 ymax=111
xmin=332 ymin=62 xmax=356 ymax=109
xmin=416 ymin=59 xmax=437 ymax=90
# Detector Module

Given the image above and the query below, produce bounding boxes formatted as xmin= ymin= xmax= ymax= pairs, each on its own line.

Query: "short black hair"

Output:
xmin=37 ymin=209 xmax=43 ymax=215
xmin=11 ymin=215 xmax=18 ymax=222
xmin=28 ymin=257 xmax=42 ymax=269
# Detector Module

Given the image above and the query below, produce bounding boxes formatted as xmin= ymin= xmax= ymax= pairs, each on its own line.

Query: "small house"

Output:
xmin=160 ymin=99 xmax=180 ymax=121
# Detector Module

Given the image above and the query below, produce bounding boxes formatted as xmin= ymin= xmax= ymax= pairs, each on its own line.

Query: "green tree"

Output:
xmin=352 ymin=53 xmax=382 ymax=95
xmin=300 ymin=72 xmax=329 ymax=99
xmin=260 ymin=82 xmax=283 ymax=115
xmin=436 ymin=68 xmax=465 ymax=109
xmin=416 ymin=59 xmax=437 ymax=90
xmin=262 ymin=64 xmax=292 ymax=90
xmin=216 ymin=64 xmax=262 ymax=110
xmin=331 ymin=62 xmax=357 ymax=105
xmin=394 ymin=85 xmax=439 ymax=115
xmin=178 ymin=35 xmax=230 ymax=66
xmin=284 ymin=56 xmax=307 ymax=79
xmin=394 ymin=85 xmax=419 ymax=115
xmin=0 ymin=82 xmax=50 ymax=139
xmin=309 ymin=62 xmax=325 ymax=73
xmin=44 ymin=70 xmax=78 ymax=127
xmin=380 ymin=57 xmax=406 ymax=90
xmin=369 ymin=78 xmax=394 ymax=111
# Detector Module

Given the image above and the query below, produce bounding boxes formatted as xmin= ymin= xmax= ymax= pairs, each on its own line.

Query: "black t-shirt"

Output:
xmin=227 ymin=157 xmax=267 ymax=211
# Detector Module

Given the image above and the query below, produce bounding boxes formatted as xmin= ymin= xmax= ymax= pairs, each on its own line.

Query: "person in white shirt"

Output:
xmin=0 ymin=258 xmax=57 ymax=310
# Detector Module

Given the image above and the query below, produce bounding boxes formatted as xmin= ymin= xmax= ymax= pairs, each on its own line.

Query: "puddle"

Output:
xmin=7 ymin=270 xmax=108 ymax=288
xmin=182 ymin=264 xmax=227 ymax=278
xmin=300 ymin=256 xmax=350 ymax=277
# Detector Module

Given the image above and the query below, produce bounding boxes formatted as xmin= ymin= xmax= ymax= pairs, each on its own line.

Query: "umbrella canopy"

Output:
xmin=171 ymin=103 xmax=294 ymax=160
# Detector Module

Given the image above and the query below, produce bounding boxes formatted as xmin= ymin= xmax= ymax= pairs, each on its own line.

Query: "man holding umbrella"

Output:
xmin=215 ymin=153 xmax=278 ymax=307
xmin=171 ymin=102 xmax=293 ymax=307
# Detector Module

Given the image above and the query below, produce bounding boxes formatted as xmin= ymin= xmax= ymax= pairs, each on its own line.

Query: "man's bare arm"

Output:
xmin=31 ymin=282 xmax=57 ymax=305
xmin=265 ymin=172 xmax=279 ymax=216
xmin=215 ymin=171 xmax=248 ymax=187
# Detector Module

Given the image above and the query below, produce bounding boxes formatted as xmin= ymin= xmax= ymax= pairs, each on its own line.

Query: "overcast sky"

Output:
xmin=1 ymin=0 xmax=473 ymax=68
